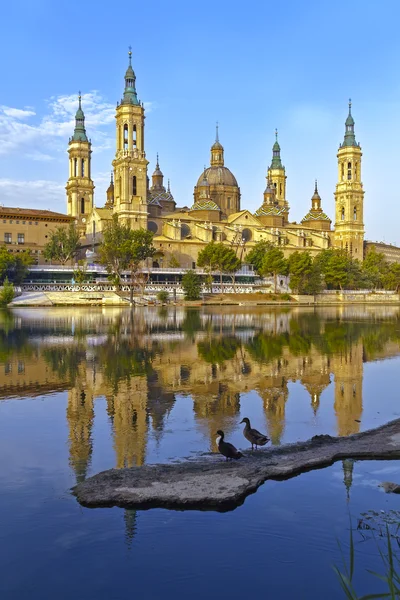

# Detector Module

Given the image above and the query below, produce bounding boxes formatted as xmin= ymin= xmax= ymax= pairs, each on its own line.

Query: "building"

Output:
xmin=65 ymin=51 xmax=369 ymax=267
xmin=0 ymin=206 xmax=74 ymax=264
xmin=364 ymin=241 xmax=400 ymax=264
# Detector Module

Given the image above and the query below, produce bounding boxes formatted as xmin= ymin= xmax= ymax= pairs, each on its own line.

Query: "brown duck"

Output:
xmin=216 ymin=430 xmax=243 ymax=461
xmin=240 ymin=417 xmax=270 ymax=450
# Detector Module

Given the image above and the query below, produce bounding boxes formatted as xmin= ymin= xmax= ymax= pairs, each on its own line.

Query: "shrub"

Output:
xmin=182 ymin=270 xmax=202 ymax=301
xmin=0 ymin=278 xmax=15 ymax=306
xmin=157 ymin=290 xmax=169 ymax=304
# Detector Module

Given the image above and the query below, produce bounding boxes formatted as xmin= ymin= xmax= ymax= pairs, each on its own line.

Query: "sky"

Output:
xmin=0 ymin=0 xmax=399 ymax=244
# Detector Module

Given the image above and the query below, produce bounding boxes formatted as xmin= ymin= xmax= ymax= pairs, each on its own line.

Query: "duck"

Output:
xmin=216 ymin=430 xmax=243 ymax=461
xmin=240 ymin=417 xmax=270 ymax=450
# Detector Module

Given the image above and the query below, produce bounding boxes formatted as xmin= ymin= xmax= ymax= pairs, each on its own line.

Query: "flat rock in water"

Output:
xmin=73 ymin=418 xmax=400 ymax=512
xmin=380 ymin=481 xmax=400 ymax=494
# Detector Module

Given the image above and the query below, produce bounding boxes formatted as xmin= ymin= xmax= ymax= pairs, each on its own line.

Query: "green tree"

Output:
xmin=0 ymin=277 xmax=15 ymax=306
xmin=383 ymin=262 xmax=400 ymax=291
xmin=315 ymin=248 xmax=363 ymax=290
xmin=247 ymin=240 xmax=272 ymax=274
xmin=157 ymin=290 xmax=169 ymax=304
xmin=168 ymin=254 xmax=180 ymax=268
xmin=126 ymin=229 xmax=156 ymax=300
xmin=13 ymin=250 xmax=35 ymax=284
xmin=260 ymin=246 xmax=288 ymax=293
xmin=362 ymin=246 xmax=388 ymax=289
xmin=288 ymin=251 xmax=312 ymax=293
xmin=43 ymin=223 xmax=81 ymax=265
xmin=98 ymin=215 xmax=131 ymax=285
xmin=73 ymin=261 xmax=88 ymax=284
xmin=0 ymin=247 xmax=15 ymax=282
xmin=182 ymin=270 xmax=202 ymax=300
xmin=197 ymin=242 xmax=241 ymax=293
xmin=303 ymin=260 xmax=323 ymax=295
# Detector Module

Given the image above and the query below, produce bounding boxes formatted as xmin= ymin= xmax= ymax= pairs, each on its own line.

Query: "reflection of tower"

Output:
xmin=193 ymin=384 xmax=240 ymax=449
xmin=109 ymin=379 xmax=148 ymax=467
xmin=301 ymin=355 xmax=331 ymax=416
xmin=333 ymin=341 xmax=363 ymax=436
xmin=260 ymin=376 xmax=288 ymax=444
xmin=67 ymin=389 xmax=94 ymax=483
xmin=124 ymin=509 xmax=138 ymax=550
xmin=146 ymin=386 xmax=176 ymax=440
xmin=342 ymin=459 xmax=354 ymax=501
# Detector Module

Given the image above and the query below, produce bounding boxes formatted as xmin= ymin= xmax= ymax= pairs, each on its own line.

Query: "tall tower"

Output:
xmin=112 ymin=48 xmax=148 ymax=229
xmin=268 ymin=130 xmax=288 ymax=222
xmin=66 ymin=94 xmax=95 ymax=235
xmin=334 ymin=100 xmax=365 ymax=259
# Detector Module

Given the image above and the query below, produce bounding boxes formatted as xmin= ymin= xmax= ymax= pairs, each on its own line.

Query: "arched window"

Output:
xmin=132 ymin=175 xmax=137 ymax=196
xmin=133 ymin=125 xmax=137 ymax=147
xmin=350 ymin=242 xmax=353 ymax=255
xmin=80 ymin=198 xmax=85 ymax=214
xmin=227 ymin=197 xmax=231 ymax=209
xmin=354 ymin=163 xmax=358 ymax=180
xmin=341 ymin=163 xmax=344 ymax=180
xmin=353 ymin=206 xmax=357 ymax=221
xmin=280 ymin=183 xmax=282 ymax=196
xmin=124 ymin=124 xmax=128 ymax=150
xmin=93 ymin=220 xmax=96 ymax=238
xmin=347 ymin=161 xmax=352 ymax=180
xmin=81 ymin=159 xmax=85 ymax=177
xmin=341 ymin=207 xmax=345 ymax=221
xmin=74 ymin=158 xmax=77 ymax=177
xmin=345 ymin=242 xmax=348 ymax=253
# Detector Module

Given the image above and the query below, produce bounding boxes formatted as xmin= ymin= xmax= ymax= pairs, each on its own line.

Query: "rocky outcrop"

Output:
xmin=73 ymin=418 xmax=400 ymax=512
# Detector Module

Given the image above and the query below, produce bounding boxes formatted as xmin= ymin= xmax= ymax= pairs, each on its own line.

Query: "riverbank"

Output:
xmin=8 ymin=290 xmax=400 ymax=307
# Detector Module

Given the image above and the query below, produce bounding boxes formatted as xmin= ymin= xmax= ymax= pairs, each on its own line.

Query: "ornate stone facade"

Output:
xmin=66 ymin=52 xmax=370 ymax=267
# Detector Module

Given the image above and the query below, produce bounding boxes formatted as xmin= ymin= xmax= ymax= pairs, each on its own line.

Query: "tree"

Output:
xmin=302 ymin=261 xmax=323 ymax=295
xmin=168 ymin=254 xmax=180 ymax=268
xmin=13 ymin=250 xmax=35 ymax=284
xmin=362 ymin=246 xmax=388 ymax=289
xmin=0 ymin=247 xmax=15 ymax=282
xmin=247 ymin=240 xmax=272 ymax=274
xmin=288 ymin=251 xmax=313 ymax=293
xmin=0 ymin=278 xmax=15 ymax=306
xmin=182 ymin=270 xmax=201 ymax=300
xmin=43 ymin=223 xmax=81 ymax=265
xmin=260 ymin=246 xmax=288 ymax=293
xmin=157 ymin=290 xmax=169 ymax=304
xmin=197 ymin=242 xmax=241 ymax=293
xmin=98 ymin=215 xmax=132 ymax=287
xmin=126 ymin=229 xmax=156 ymax=301
xmin=383 ymin=262 xmax=400 ymax=291
xmin=321 ymin=250 xmax=350 ymax=290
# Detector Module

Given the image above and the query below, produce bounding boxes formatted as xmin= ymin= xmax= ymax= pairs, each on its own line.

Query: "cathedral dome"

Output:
xmin=196 ymin=166 xmax=238 ymax=187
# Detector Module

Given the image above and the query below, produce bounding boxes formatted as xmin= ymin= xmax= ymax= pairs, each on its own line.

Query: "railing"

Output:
xmin=27 ymin=264 xmax=256 ymax=276
xmin=19 ymin=282 xmax=263 ymax=294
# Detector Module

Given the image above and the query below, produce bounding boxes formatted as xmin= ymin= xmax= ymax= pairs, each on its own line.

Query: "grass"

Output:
xmin=334 ymin=522 xmax=400 ymax=598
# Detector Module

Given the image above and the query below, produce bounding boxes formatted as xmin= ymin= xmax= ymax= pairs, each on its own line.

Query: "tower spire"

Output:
xmin=122 ymin=47 xmax=139 ymax=106
xmin=216 ymin=121 xmax=219 ymax=143
xmin=270 ymin=129 xmax=282 ymax=169
xmin=342 ymin=98 xmax=357 ymax=147
xmin=71 ymin=92 xmax=88 ymax=142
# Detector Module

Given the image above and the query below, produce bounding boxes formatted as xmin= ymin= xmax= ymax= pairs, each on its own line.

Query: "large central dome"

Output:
xmin=193 ymin=127 xmax=240 ymax=217
xmin=196 ymin=166 xmax=238 ymax=187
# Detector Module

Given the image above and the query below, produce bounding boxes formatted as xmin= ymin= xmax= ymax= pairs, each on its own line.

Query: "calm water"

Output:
xmin=1 ymin=306 xmax=400 ymax=599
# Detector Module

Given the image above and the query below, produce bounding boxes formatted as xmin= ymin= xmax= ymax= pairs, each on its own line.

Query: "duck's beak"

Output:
xmin=239 ymin=419 xmax=244 ymax=424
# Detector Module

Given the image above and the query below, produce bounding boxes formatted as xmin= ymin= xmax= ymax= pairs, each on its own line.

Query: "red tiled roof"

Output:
xmin=0 ymin=206 xmax=73 ymax=220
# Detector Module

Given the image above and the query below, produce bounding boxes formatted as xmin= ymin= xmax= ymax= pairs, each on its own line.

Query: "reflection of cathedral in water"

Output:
xmin=2 ymin=308 xmax=400 ymax=490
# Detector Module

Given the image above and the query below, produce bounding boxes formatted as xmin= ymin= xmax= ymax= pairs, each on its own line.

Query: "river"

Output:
xmin=1 ymin=305 xmax=400 ymax=599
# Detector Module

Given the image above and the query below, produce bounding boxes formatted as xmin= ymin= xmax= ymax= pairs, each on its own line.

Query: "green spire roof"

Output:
xmin=270 ymin=129 xmax=283 ymax=169
xmin=71 ymin=93 xmax=88 ymax=142
xmin=121 ymin=47 xmax=140 ymax=106
xmin=342 ymin=99 xmax=358 ymax=147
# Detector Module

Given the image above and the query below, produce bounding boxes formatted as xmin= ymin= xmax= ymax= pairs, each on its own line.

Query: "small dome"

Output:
xmin=211 ymin=140 xmax=223 ymax=151
xmin=190 ymin=199 xmax=221 ymax=212
xmin=301 ymin=210 xmax=331 ymax=223
xmin=196 ymin=166 xmax=238 ymax=187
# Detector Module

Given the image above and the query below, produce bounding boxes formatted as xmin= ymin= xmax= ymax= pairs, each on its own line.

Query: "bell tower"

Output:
xmin=334 ymin=100 xmax=364 ymax=259
xmin=66 ymin=93 xmax=95 ymax=236
xmin=267 ymin=130 xmax=289 ymax=223
xmin=112 ymin=48 xmax=148 ymax=229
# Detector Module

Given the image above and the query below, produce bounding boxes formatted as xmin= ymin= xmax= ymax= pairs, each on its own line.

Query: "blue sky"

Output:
xmin=0 ymin=0 xmax=399 ymax=243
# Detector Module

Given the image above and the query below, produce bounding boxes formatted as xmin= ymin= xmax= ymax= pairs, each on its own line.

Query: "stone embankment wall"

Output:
xmin=293 ymin=292 xmax=400 ymax=304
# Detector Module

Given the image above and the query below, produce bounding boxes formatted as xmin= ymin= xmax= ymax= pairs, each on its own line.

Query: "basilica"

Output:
xmin=66 ymin=50 xmax=365 ymax=266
